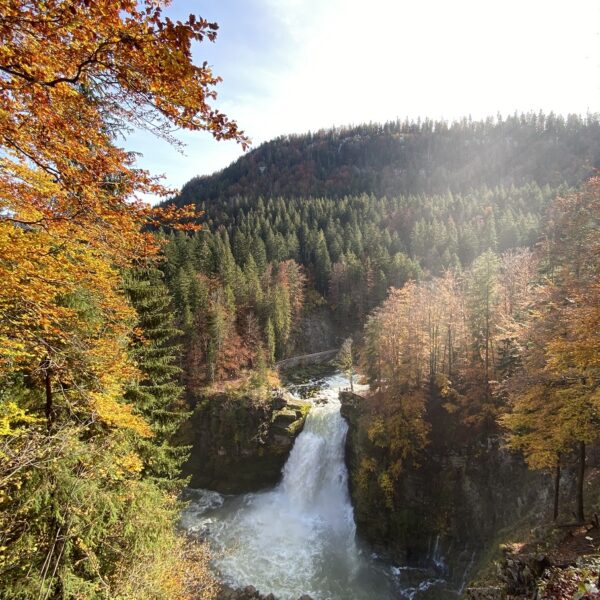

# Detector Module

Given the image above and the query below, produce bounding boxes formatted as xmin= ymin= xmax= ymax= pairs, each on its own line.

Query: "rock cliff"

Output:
xmin=340 ymin=390 xmax=548 ymax=589
xmin=180 ymin=391 xmax=310 ymax=494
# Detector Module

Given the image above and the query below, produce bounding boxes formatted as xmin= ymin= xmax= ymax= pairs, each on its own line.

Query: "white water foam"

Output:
xmin=182 ymin=374 xmax=454 ymax=599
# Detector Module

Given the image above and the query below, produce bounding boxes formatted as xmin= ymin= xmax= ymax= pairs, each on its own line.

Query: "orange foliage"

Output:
xmin=0 ymin=0 xmax=247 ymax=429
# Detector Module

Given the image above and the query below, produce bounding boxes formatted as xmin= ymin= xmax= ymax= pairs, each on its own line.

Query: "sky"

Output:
xmin=123 ymin=0 xmax=600 ymax=199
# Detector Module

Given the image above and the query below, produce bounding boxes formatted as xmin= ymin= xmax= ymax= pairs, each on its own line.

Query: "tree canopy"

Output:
xmin=0 ymin=2 xmax=244 ymax=597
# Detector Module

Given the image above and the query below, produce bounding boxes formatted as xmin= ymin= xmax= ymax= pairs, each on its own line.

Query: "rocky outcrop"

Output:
xmin=180 ymin=391 xmax=310 ymax=494
xmin=289 ymin=305 xmax=338 ymax=355
xmin=217 ymin=584 xmax=313 ymax=600
xmin=339 ymin=390 xmax=548 ymax=588
xmin=467 ymin=522 xmax=600 ymax=599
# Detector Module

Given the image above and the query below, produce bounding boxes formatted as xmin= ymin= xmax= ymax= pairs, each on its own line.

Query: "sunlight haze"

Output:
xmin=124 ymin=0 xmax=600 ymax=195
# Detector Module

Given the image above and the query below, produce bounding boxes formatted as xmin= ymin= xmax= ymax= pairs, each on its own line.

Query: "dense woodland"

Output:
xmin=163 ymin=181 xmax=599 ymax=524
xmin=174 ymin=113 xmax=600 ymax=203
xmin=1 ymin=1 xmax=599 ymax=599
xmin=162 ymin=145 xmax=599 ymax=533
xmin=360 ymin=180 xmax=599 ymax=523
xmin=161 ymin=182 xmax=555 ymax=391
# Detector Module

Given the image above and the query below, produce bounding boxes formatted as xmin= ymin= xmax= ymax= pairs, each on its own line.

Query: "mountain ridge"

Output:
xmin=172 ymin=112 xmax=600 ymax=207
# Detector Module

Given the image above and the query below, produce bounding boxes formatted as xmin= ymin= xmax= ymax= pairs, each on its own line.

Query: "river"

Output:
xmin=181 ymin=373 xmax=458 ymax=600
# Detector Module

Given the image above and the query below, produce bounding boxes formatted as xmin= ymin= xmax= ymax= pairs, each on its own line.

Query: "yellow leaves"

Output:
xmin=0 ymin=402 xmax=40 ymax=437
xmin=90 ymin=385 xmax=152 ymax=438
xmin=149 ymin=204 xmax=204 ymax=232
xmin=367 ymin=416 xmax=387 ymax=447
xmin=117 ymin=453 xmax=144 ymax=474
xmin=378 ymin=471 xmax=395 ymax=509
xmin=0 ymin=2 xmax=249 ymax=445
xmin=266 ymin=369 xmax=281 ymax=388
xmin=435 ymin=373 xmax=452 ymax=398
xmin=98 ymin=451 xmax=144 ymax=481
xmin=0 ymin=5 xmax=246 ymax=591
xmin=501 ymin=179 xmax=600 ymax=471
xmin=356 ymin=457 xmax=378 ymax=493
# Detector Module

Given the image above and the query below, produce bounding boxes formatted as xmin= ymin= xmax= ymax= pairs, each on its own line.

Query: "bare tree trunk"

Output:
xmin=553 ymin=455 xmax=561 ymax=521
xmin=577 ymin=441 xmax=586 ymax=523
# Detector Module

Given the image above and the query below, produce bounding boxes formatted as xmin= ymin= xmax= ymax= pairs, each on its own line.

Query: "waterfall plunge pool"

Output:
xmin=181 ymin=374 xmax=458 ymax=600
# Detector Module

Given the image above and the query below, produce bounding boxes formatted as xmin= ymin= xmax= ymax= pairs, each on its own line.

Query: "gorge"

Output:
xmin=183 ymin=373 xmax=465 ymax=600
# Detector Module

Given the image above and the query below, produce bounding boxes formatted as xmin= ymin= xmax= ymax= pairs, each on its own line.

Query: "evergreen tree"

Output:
xmin=124 ymin=267 xmax=189 ymax=489
xmin=314 ymin=231 xmax=332 ymax=293
xmin=336 ymin=337 xmax=355 ymax=391
xmin=265 ymin=318 xmax=276 ymax=365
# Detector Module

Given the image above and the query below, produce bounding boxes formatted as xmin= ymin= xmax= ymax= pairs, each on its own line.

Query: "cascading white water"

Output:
xmin=182 ymin=374 xmax=451 ymax=599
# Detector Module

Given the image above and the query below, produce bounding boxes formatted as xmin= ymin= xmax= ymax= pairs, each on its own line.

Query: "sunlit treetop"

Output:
xmin=0 ymin=0 xmax=248 ymax=143
xmin=0 ymin=0 xmax=248 ymax=420
xmin=0 ymin=0 xmax=248 ymax=228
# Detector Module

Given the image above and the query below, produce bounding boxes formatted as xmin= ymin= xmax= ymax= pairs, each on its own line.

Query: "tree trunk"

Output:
xmin=553 ymin=455 xmax=561 ymax=521
xmin=484 ymin=280 xmax=490 ymax=401
xmin=44 ymin=361 xmax=53 ymax=427
xmin=577 ymin=441 xmax=586 ymax=523
xmin=447 ymin=324 xmax=452 ymax=379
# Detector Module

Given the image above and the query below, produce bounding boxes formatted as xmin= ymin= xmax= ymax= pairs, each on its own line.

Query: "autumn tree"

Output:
xmin=502 ymin=180 xmax=600 ymax=522
xmin=466 ymin=250 xmax=500 ymax=405
xmin=363 ymin=284 xmax=430 ymax=454
xmin=0 ymin=1 xmax=246 ymax=596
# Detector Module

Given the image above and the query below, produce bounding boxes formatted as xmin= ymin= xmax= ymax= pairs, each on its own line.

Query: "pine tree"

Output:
xmin=315 ymin=231 xmax=332 ymax=294
xmin=265 ymin=318 xmax=276 ymax=365
xmin=124 ymin=267 xmax=189 ymax=489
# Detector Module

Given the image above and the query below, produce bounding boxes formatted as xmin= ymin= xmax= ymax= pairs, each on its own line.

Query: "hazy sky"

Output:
xmin=124 ymin=0 xmax=600 ymax=197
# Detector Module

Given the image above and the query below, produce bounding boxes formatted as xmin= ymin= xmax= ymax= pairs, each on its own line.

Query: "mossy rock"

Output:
xmin=182 ymin=390 xmax=311 ymax=494
xmin=272 ymin=408 xmax=299 ymax=426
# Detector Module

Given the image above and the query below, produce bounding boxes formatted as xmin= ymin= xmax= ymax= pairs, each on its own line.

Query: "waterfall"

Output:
xmin=182 ymin=374 xmax=451 ymax=599
xmin=183 ymin=375 xmax=394 ymax=599
xmin=280 ymin=389 xmax=356 ymax=541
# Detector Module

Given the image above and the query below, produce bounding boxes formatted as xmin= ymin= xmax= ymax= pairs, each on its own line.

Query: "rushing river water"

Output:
xmin=181 ymin=374 xmax=457 ymax=600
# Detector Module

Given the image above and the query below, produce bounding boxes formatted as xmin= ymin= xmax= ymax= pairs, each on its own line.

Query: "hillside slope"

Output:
xmin=173 ymin=113 xmax=600 ymax=206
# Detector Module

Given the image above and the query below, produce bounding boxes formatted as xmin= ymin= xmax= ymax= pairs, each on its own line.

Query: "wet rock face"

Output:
xmin=180 ymin=391 xmax=309 ymax=494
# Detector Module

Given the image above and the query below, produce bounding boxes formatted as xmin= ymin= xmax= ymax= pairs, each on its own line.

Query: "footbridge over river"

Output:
xmin=274 ymin=348 xmax=339 ymax=371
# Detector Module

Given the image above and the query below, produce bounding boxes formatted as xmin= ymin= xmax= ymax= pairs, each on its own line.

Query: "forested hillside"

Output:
xmin=163 ymin=115 xmax=600 ymax=598
xmin=161 ymin=183 xmax=556 ymax=388
xmin=174 ymin=114 xmax=600 ymax=204
xmin=162 ymin=114 xmax=599 ymax=418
